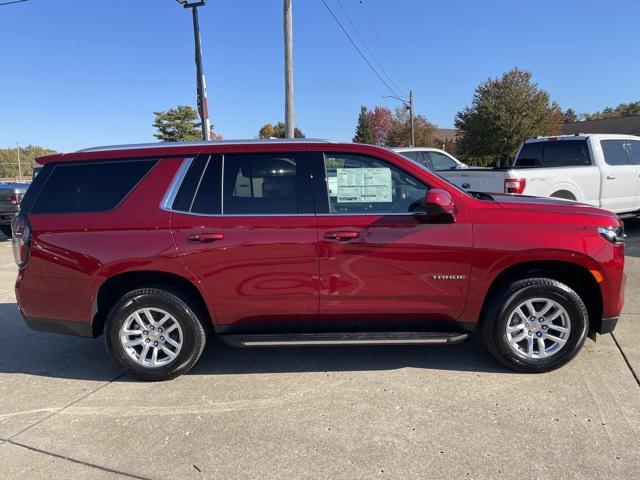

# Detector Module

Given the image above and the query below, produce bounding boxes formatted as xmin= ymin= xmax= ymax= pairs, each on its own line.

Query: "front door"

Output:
xmin=314 ymin=151 xmax=473 ymax=328
xmin=170 ymin=152 xmax=318 ymax=330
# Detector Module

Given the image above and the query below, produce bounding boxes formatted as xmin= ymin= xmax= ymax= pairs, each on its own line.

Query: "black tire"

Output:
xmin=481 ymin=277 xmax=589 ymax=373
xmin=0 ymin=225 xmax=12 ymax=238
xmin=104 ymin=288 xmax=206 ymax=381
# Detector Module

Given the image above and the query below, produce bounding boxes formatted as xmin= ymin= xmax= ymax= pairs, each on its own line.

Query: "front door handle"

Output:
xmin=188 ymin=232 xmax=225 ymax=243
xmin=324 ymin=231 xmax=360 ymax=241
xmin=606 ymin=175 xmax=616 ymax=180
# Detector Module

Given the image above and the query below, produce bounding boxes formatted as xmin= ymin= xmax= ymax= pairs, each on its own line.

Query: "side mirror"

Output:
xmin=425 ymin=189 xmax=456 ymax=222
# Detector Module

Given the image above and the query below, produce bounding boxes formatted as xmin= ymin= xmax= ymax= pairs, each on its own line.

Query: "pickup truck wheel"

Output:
xmin=481 ymin=278 xmax=588 ymax=373
xmin=104 ymin=288 xmax=206 ymax=381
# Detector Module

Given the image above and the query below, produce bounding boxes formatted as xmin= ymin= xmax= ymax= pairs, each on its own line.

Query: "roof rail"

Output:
xmin=77 ymin=138 xmax=334 ymax=153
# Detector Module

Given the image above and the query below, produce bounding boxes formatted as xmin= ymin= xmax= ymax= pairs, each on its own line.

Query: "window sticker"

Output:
xmin=336 ymin=168 xmax=392 ymax=203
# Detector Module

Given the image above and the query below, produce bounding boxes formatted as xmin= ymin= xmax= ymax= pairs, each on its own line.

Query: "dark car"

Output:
xmin=13 ymin=140 xmax=625 ymax=381
xmin=0 ymin=181 xmax=28 ymax=238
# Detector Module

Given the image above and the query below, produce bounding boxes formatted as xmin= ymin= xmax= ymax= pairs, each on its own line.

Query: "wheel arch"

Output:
xmin=478 ymin=260 xmax=602 ymax=333
xmin=92 ymin=270 xmax=213 ymax=337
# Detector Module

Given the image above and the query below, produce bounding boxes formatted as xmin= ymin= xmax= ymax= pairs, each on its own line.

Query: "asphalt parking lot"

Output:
xmin=0 ymin=232 xmax=638 ymax=479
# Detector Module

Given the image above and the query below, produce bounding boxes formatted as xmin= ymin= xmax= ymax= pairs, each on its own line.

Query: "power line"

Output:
xmin=0 ymin=0 xmax=28 ymax=6
xmin=334 ymin=0 xmax=404 ymax=95
xmin=319 ymin=0 xmax=401 ymax=98
xmin=358 ymin=0 xmax=409 ymax=91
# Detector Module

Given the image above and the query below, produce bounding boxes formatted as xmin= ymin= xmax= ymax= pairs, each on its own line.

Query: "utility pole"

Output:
xmin=409 ymin=90 xmax=415 ymax=147
xmin=284 ymin=0 xmax=295 ymax=139
xmin=16 ymin=144 xmax=22 ymax=181
xmin=177 ymin=0 xmax=211 ymax=141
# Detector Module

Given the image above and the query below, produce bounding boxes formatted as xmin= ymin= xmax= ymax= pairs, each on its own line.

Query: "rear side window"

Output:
xmin=32 ymin=160 xmax=157 ymax=214
xmin=223 ymin=153 xmax=302 ymax=214
xmin=541 ymin=141 xmax=591 ymax=167
xmin=601 ymin=140 xmax=631 ymax=166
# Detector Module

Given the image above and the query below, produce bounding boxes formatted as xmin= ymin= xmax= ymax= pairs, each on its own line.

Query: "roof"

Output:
xmin=525 ymin=133 xmax=640 ymax=143
xmin=433 ymin=128 xmax=457 ymax=143
xmin=77 ymin=138 xmax=333 ymax=153
xmin=561 ymin=115 xmax=640 ymax=136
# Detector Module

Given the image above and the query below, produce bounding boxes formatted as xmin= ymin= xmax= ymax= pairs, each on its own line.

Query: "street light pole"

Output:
xmin=284 ymin=0 xmax=295 ymax=139
xmin=383 ymin=90 xmax=416 ymax=147
xmin=177 ymin=0 xmax=211 ymax=141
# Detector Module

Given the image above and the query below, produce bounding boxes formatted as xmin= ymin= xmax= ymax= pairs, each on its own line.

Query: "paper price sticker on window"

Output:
xmin=336 ymin=168 xmax=392 ymax=203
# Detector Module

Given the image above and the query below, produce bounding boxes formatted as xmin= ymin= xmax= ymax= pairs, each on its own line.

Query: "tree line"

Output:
xmin=0 ymin=145 xmax=56 ymax=180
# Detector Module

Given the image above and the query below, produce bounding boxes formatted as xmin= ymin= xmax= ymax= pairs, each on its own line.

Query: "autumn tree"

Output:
xmin=353 ymin=106 xmax=373 ymax=144
xmin=368 ymin=106 xmax=397 ymax=146
xmin=455 ymin=68 xmax=562 ymax=161
xmin=258 ymin=122 xmax=305 ymax=139
xmin=386 ymin=107 xmax=436 ymax=147
xmin=153 ymin=105 xmax=222 ymax=142
xmin=582 ymin=101 xmax=640 ymax=121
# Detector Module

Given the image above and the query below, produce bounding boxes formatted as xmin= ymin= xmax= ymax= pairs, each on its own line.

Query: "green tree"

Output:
xmin=582 ymin=101 xmax=640 ymax=121
xmin=258 ymin=122 xmax=305 ymax=139
xmin=455 ymin=68 xmax=563 ymax=163
xmin=353 ymin=106 xmax=373 ymax=144
xmin=153 ymin=105 xmax=222 ymax=142
xmin=563 ymin=108 xmax=579 ymax=123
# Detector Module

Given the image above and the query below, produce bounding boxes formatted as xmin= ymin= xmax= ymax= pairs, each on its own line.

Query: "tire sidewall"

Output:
xmin=105 ymin=289 xmax=204 ymax=381
xmin=491 ymin=281 xmax=588 ymax=371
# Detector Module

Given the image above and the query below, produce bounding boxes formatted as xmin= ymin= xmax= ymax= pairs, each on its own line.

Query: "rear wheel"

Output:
xmin=104 ymin=288 xmax=206 ymax=381
xmin=482 ymin=278 xmax=588 ymax=372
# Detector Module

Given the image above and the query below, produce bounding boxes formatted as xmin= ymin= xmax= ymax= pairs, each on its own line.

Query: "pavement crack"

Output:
xmin=5 ymin=439 xmax=152 ymax=480
xmin=7 ymin=373 xmax=125 ymax=441
xmin=610 ymin=332 xmax=640 ymax=387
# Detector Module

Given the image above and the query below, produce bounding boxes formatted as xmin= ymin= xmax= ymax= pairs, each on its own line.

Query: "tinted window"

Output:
xmin=516 ymin=142 xmax=543 ymax=167
xmin=542 ymin=141 xmax=590 ymax=167
xmin=399 ymin=151 xmax=420 ymax=162
xmin=428 ymin=152 xmax=458 ymax=171
xmin=323 ymin=153 xmax=428 ymax=214
xmin=32 ymin=160 xmax=157 ymax=214
xmin=601 ymin=140 xmax=630 ymax=166
xmin=191 ymin=156 xmax=222 ymax=214
xmin=172 ymin=155 xmax=208 ymax=212
xmin=223 ymin=154 xmax=301 ymax=214
xmin=624 ymin=140 xmax=640 ymax=165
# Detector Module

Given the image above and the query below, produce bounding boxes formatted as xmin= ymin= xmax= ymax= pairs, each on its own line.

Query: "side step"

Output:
xmin=221 ymin=331 xmax=469 ymax=347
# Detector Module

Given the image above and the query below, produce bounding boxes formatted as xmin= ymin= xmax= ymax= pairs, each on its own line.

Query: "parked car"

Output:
xmin=440 ymin=135 xmax=640 ymax=215
xmin=14 ymin=140 xmax=625 ymax=381
xmin=0 ymin=182 xmax=28 ymax=238
xmin=393 ymin=147 xmax=469 ymax=171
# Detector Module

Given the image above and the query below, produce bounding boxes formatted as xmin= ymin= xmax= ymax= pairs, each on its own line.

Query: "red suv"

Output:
xmin=13 ymin=140 xmax=625 ymax=381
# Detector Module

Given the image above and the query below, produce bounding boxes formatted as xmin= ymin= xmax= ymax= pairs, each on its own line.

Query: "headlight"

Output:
xmin=598 ymin=226 xmax=626 ymax=245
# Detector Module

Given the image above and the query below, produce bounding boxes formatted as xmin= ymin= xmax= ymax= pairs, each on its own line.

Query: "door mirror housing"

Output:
xmin=425 ymin=189 xmax=456 ymax=222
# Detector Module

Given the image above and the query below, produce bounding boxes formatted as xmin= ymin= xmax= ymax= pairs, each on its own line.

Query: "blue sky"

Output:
xmin=1 ymin=0 xmax=638 ymax=152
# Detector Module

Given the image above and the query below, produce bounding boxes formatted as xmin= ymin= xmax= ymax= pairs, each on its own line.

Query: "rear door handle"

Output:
xmin=324 ymin=231 xmax=360 ymax=241
xmin=187 ymin=232 xmax=224 ymax=243
xmin=606 ymin=175 xmax=616 ymax=180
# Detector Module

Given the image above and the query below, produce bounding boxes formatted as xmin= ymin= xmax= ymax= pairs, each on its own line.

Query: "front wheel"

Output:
xmin=104 ymin=288 xmax=207 ymax=381
xmin=482 ymin=278 xmax=589 ymax=373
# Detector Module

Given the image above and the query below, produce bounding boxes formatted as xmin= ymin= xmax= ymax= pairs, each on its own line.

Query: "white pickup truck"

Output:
xmin=437 ymin=134 xmax=640 ymax=215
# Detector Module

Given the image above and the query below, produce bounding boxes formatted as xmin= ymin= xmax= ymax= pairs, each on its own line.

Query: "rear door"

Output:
xmin=170 ymin=152 xmax=319 ymax=330
xmin=600 ymin=139 xmax=638 ymax=213
xmin=314 ymin=151 xmax=473 ymax=327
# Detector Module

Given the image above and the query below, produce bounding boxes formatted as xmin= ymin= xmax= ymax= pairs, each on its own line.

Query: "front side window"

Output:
xmin=427 ymin=152 xmax=458 ymax=171
xmin=223 ymin=153 xmax=301 ymax=214
xmin=601 ymin=140 xmax=630 ymax=166
xmin=32 ymin=159 xmax=157 ymax=214
xmin=323 ymin=153 xmax=428 ymax=214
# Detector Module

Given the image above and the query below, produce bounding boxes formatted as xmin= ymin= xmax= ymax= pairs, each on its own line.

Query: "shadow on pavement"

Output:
xmin=0 ymin=302 xmax=509 ymax=381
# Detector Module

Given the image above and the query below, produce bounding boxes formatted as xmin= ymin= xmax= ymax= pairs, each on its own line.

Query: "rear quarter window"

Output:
xmin=31 ymin=159 xmax=157 ymax=214
xmin=516 ymin=140 xmax=591 ymax=167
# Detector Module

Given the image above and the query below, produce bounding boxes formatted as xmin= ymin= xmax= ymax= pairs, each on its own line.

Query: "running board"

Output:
xmin=221 ymin=332 xmax=469 ymax=347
